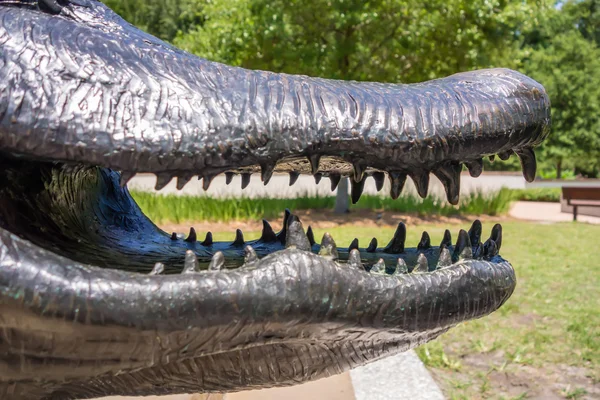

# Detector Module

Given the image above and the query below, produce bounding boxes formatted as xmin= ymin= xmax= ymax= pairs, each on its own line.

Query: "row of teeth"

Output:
xmin=119 ymin=147 xmax=537 ymax=205
xmin=151 ymin=213 xmax=502 ymax=276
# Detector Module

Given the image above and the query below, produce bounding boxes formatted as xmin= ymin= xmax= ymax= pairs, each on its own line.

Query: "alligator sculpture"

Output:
xmin=0 ymin=0 xmax=551 ymax=398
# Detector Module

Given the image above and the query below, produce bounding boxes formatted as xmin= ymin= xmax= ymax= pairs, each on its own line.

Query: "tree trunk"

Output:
xmin=334 ymin=177 xmax=350 ymax=214
xmin=556 ymin=159 xmax=563 ymax=179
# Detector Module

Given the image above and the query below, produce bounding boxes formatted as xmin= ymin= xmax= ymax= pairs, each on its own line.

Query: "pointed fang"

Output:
xmin=149 ymin=262 xmax=165 ymax=275
xmin=413 ymin=253 xmax=429 ymax=273
xmin=389 ymin=172 xmax=407 ymax=200
xmin=330 ymin=173 xmax=342 ymax=191
xmin=233 ymin=229 xmax=245 ymax=246
xmin=261 ymin=163 xmax=275 ymax=185
xmin=371 ymin=258 xmax=385 ymax=274
xmin=182 ymin=250 xmax=199 ymax=274
xmin=465 ymin=159 xmax=483 ymax=178
xmin=348 ymin=249 xmax=363 ymax=270
xmin=417 ymin=231 xmax=431 ymax=250
xmin=373 ymin=172 xmax=385 ymax=192
xmin=367 ymin=238 xmax=378 ymax=253
xmin=261 ymin=220 xmax=277 ymax=243
xmin=319 ymin=232 xmax=339 ymax=260
xmin=209 ymin=251 xmax=225 ymax=271
xmin=306 ymin=226 xmax=316 ymax=246
xmin=309 ymin=154 xmax=321 ymax=174
xmin=351 ymin=177 xmax=366 ymax=204
xmin=154 ymin=173 xmax=173 ymax=191
xmin=395 ymin=258 xmax=408 ymax=274
xmin=409 ymin=170 xmax=430 ymax=198
xmin=225 ymin=172 xmax=235 ymax=185
xmin=349 ymin=238 xmax=359 ymax=251
xmin=453 ymin=229 xmax=472 ymax=261
xmin=244 ymin=246 xmax=258 ymax=264
xmin=437 ymin=248 xmax=453 ymax=268
xmin=202 ymin=232 xmax=213 ymax=246
xmin=384 ymin=222 xmax=406 ymax=254
xmin=185 ymin=227 xmax=197 ymax=243
xmin=241 ymin=173 xmax=251 ymax=189
xmin=120 ymin=171 xmax=135 ymax=187
xmin=490 ymin=224 xmax=503 ymax=251
xmin=289 ymin=171 xmax=300 ymax=186
xmin=515 ymin=148 xmax=537 ymax=182
xmin=433 ymin=162 xmax=462 ymax=205
xmin=286 ymin=216 xmax=311 ymax=251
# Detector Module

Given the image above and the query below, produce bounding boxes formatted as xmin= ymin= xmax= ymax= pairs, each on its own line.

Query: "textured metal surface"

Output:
xmin=0 ymin=1 xmax=551 ymax=399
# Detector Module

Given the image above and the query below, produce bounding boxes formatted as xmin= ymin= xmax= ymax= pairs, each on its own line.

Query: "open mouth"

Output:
xmin=0 ymin=1 xmax=551 ymax=398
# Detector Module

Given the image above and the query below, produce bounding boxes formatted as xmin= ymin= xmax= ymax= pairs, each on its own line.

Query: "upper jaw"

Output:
xmin=0 ymin=2 xmax=550 ymax=204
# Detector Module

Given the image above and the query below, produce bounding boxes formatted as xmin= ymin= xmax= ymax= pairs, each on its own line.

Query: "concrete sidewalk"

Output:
xmin=510 ymin=201 xmax=600 ymax=224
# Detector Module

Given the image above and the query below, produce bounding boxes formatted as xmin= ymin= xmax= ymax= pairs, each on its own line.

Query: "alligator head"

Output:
xmin=0 ymin=1 xmax=550 ymax=398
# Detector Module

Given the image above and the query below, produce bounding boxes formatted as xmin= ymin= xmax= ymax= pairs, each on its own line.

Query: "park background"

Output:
xmin=100 ymin=1 xmax=599 ymax=399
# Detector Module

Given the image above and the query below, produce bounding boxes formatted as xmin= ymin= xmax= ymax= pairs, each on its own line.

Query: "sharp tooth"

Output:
xmin=225 ymin=172 xmax=235 ymax=185
xmin=184 ymin=227 xmax=197 ymax=243
xmin=432 ymin=162 xmax=462 ymax=205
xmin=349 ymin=238 xmax=359 ymax=251
xmin=453 ymin=229 xmax=472 ymax=260
xmin=170 ymin=232 xmax=178 ymax=241
xmin=489 ymin=155 xmax=496 ymax=163
xmin=373 ymin=172 xmax=385 ymax=192
xmin=483 ymin=239 xmax=499 ymax=259
xmin=244 ymin=245 xmax=258 ymax=264
xmin=384 ymin=222 xmax=406 ymax=254
xmin=261 ymin=220 xmax=277 ymax=242
xmin=417 ymin=231 xmax=431 ymax=250
xmin=498 ymin=150 xmax=513 ymax=161
xmin=465 ymin=159 xmax=483 ymax=178
xmin=367 ymin=238 xmax=378 ymax=253
xmin=309 ymin=154 xmax=321 ymax=174
xmin=261 ymin=162 xmax=276 ymax=185
xmin=202 ymin=173 xmax=216 ymax=191
xmin=306 ymin=226 xmax=316 ymax=246
xmin=440 ymin=229 xmax=452 ymax=249
xmin=490 ymin=224 xmax=502 ymax=251
xmin=468 ymin=220 xmax=483 ymax=246
xmin=351 ymin=176 xmax=366 ymax=204
xmin=409 ymin=170 xmax=430 ymax=198
xmin=348 ymin=249 xmax=363 ymax=269
xmin=289 ymin=171 xmax=300 ymax=186
xmin=395 ymin=258 xmax=408 ymax=274
xmin=353 ymin=162 xmax=365 ymax=182
xmin=154 ymin=173 xmax=173 ymax=191
xmin=437 ymin=248 xmax=453 ymax=268
xmin=330 ymin=173 xmax=341 ymax=191
xmin=370 ymin=258 xmax=385 ymax=274
xmin=201 ymin=232 xmax=213 ymax=246
xmin=319 ymin=232 xmax=338 ymax=260
xmin=285 ymin=215 xmax=311 ymax=251
xmin=177 ymin=174 xmax=194 ymax=190
xmin=241 ymin=173 xmax=251 ymax=189
xmin=389 ymin=172 xmax=407 ymax=200
xmin=515 ymin=148 xmax=537 ymax=182
xmin=233 ymin=229 xmax=245 ymax=246
xmin=119 ymin=171 xmax=135 ymax=187
xmin=149 ymin=262 xmax=165 ymax=275
xmin=208 ymin=251 xmax=225 ymax=271
xmin=182 ymin=250 xmax=199 ymax=274
xmin=314 ymin=173 xmax=323 ymax=184
xmin=276 ymin=209 xmax=292 ymax=244
xmin=413 ymin=253 xmax=429 ymax=273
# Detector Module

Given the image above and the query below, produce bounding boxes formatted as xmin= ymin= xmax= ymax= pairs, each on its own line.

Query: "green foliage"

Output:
xmin=130 ymin=190 xmax=513 ymax=224
xmin=506 ymin=187 xmax=561 ymax=202
xmin=173 ymin=0 xmax=537 ymax=83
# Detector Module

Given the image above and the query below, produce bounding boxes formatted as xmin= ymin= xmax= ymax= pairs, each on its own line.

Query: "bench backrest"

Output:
xmin=562 ymin=187 xmax=600 ymax=201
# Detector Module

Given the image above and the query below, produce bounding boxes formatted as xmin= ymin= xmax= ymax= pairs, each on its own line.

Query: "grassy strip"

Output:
xmin=508 ymin=187 xmax=561 ymax=202
xmin=130 ymin=189 xmax=513 ymax=224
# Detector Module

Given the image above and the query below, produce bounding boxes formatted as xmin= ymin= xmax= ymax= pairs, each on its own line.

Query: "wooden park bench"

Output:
xmin=562 ymin=186 xmax=600 ymax=221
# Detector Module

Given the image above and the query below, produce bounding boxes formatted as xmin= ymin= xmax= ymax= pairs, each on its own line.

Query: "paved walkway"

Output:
xmin=509 ymin=201 xmax=600 ymax=224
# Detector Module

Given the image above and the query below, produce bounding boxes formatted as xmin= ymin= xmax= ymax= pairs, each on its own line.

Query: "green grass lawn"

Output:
xmin=211 ymin=220 xmax=599 ymax=399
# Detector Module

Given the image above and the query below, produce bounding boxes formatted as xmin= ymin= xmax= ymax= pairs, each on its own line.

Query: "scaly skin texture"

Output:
xmin=0 ymin=0 xmax=550 ymax=399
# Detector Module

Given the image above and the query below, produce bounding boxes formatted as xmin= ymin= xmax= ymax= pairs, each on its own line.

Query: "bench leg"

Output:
xmin=573 ymin=205 xmax=578 ymax=221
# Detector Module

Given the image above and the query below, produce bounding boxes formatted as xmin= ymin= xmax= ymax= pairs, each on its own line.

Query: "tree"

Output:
xmin=520 ymin=0 xmax=600 ymax=178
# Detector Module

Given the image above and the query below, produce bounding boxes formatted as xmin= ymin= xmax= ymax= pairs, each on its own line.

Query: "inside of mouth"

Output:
xmin=0 ymin=155 xmax=506 ymax=274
